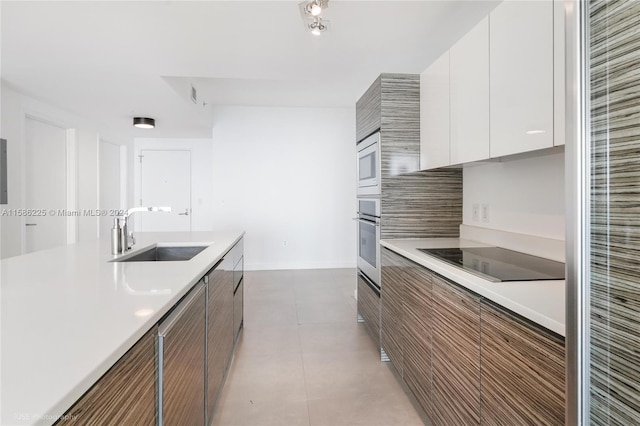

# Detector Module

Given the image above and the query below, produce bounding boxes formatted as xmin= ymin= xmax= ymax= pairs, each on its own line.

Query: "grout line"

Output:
xmin=296 ymin=300 xmax=313 ymax=426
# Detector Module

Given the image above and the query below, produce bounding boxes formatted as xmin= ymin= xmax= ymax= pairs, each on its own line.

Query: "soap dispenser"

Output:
xmin=111 ymin=218 xmax=122 ymax=255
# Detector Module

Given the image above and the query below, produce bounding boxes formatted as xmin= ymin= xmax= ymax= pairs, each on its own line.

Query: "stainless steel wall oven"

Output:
xmin=356 ymin=197 xmax=381 ymax=288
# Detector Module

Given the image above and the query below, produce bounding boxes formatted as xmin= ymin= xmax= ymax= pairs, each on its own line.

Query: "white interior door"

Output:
xmin=99 ymin=140 xmax=121 ymax=238
xmin=139 ymin=149 xmax=191 ymax=232
xmin=25 ymin=117 xmax=67 ymax=253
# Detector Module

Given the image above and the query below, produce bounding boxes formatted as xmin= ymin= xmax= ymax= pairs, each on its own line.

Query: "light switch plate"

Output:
xmin=472 ymin=204 xmax=479 ymax=221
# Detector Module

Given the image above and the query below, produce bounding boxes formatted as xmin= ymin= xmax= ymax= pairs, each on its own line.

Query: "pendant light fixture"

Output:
xmin=133 ymin=117 xmax=155 ymax=129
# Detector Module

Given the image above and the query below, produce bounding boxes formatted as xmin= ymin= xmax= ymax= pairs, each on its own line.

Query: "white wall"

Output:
xmin=133 ymin=138 xmax=214 ymax=232
xmin=463 ymin=151 xmax=565 ymax=240
xmin=211 ymin=106 xmax=356 ymax=270
xmin=0 ymin=84 xmax=130 ymax=258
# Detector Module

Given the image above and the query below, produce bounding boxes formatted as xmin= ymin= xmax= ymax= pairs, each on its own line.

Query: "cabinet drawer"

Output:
xmin=206 ymin=257 xmax=234 ymax=423
xmin=158 ymin=282 xmax=206 ymax=426
xmin=231 ymin=238 xmax=243 ymax=268
xmin=233 ymin=255 xmax=243 ymax=292
xmin=357 ymin=273 xmax=380 ymax=348
xmin=234 ymin=278 xmax=244 ymax=339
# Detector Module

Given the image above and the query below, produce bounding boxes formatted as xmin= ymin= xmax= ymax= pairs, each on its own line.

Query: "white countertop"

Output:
xmin=381 ymin=238 xmax=565 ymax=337
xmin=0 ymin=231 xmax=244 ymax=426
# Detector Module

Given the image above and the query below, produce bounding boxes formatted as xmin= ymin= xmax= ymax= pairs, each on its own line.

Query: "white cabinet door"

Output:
xmin=420 ymin=50 xmax=450 ymax=170
xmin=450 ymin=16 xmax=490 ymax=165
xmin=490 ymin=0 xmax=554 ymax=157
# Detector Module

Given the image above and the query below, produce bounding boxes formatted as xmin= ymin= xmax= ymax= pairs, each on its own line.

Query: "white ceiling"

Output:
xmin=1 ymin=0 xmax=499 ymax=140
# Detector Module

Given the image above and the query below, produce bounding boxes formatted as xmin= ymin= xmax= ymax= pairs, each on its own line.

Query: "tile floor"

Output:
xmin=211 ymin=268 xmax=424 ymax=426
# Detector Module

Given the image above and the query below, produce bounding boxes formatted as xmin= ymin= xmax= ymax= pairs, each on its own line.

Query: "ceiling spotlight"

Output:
xmin=133 ymin=117 xmax=155 ymax=129
xmin=310 ymin=0 xmax=322 ymax=16
xmin=309 ymin=17 xmax=327 ymax=36
xmin=303 ymin=0 xmax=327 ymax=17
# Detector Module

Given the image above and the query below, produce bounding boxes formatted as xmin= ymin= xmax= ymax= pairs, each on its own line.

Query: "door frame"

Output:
xmin=97 ymin=137 xmax=127 ymax=238
xmin=21 ymin=113 xmax=78 ymax=254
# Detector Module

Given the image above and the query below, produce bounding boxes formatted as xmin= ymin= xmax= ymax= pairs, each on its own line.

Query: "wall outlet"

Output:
xmin=481 ymin=204 xmax=490 ymax=222
xmin=472 ymin=204 xmax=480 ymax=222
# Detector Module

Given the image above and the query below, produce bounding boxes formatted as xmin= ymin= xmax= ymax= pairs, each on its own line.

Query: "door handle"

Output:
xmin=178 ymin=209 xmax=189 ymax=216
xmin=25 ymin=223 xmax=37 ymax=226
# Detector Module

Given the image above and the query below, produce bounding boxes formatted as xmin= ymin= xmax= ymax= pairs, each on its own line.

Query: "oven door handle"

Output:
xmin=352 ymin=216 xmax=380 ymax=226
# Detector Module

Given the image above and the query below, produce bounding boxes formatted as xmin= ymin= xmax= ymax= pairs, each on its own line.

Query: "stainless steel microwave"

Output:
xmin=356 ymin=132 xmax=381 ymax=196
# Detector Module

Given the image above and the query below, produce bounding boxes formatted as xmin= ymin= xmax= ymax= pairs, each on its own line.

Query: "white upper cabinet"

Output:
xmin=420 ymin=50 xmax=450 ymax=170
xmin=450 ymin=16 xmax=490 ymax=165
xmin=489 ymin=0 xmax=554 ymax=157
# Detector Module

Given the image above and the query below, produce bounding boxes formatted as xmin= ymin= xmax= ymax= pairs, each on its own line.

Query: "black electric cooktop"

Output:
xmin=417 ymin=247 xmax=565 ymax=282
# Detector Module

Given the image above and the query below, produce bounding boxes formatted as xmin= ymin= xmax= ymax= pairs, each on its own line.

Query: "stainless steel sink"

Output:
xmin=113 ymin=245 xmax=208 ymax=262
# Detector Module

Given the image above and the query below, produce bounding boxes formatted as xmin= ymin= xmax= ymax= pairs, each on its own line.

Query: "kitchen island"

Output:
xmin=0 ymin=230 xmax=244 ymax=426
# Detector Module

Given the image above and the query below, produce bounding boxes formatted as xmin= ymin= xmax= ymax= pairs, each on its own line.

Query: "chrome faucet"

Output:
xmin=111 ymin=206 xmax=171 ymax=254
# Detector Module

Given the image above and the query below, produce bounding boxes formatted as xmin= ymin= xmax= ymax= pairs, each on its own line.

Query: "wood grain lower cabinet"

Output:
xmin=158 ymin=281 xmax=206 ymax=426
xmin=402 ymin=263 xmax=433 ymax=423
xmin=380 ymin=248 xmax=565 ymax=425
xmin=381 ymin=248 xmax=406 ymax=375
xmin=480 ymin=302 xmax=565 ymax=425
xmin=56 ymin=327 xmax=157 ymax=426
xmin=357 ymin=272 xmax=381 ymax=349
xmin=206 ymin=255 xmax=234 ymax=424
xmin=431 ymin=275 xmax=481 ymax=426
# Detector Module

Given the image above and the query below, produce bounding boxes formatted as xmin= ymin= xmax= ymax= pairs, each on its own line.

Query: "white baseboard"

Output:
xmin=245 ymin=261 xmax=356 ymax=271
xmin=460 ymin=224 xmax=565 ymax=262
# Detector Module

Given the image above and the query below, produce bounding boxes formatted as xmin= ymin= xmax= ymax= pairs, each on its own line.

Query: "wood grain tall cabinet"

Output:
xmin=355 ymin=74 xmax=463 ymax=365
xmin=356 ymin=74 xmax=463 ymax=240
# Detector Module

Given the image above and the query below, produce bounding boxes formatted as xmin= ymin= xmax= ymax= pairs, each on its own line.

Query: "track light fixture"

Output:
xmin=299 ymin=0 xmax=330 ymax=35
